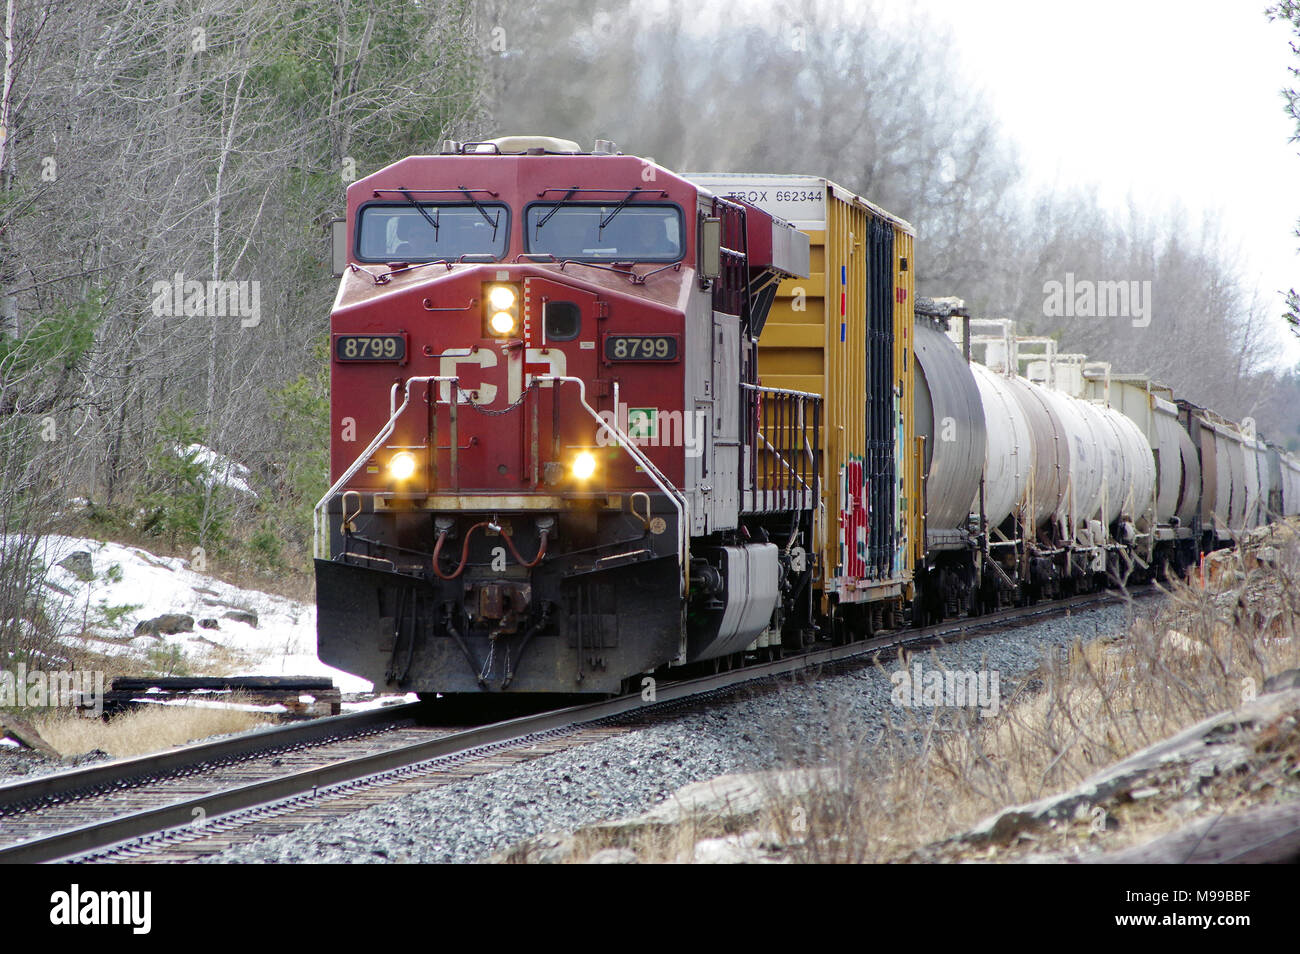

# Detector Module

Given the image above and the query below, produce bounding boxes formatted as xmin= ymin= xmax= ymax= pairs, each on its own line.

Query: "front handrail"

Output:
xmin=313 ymin=375 xmax=458 ymax=560
xmin=314 ymin=374 xmax=692 ymax=597
xmin=535 ymin=374 xmax=691 ymax=595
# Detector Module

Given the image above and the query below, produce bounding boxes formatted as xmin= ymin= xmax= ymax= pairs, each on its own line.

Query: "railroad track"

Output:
xmin=0 ymin=586 xmax=1156 ymax=864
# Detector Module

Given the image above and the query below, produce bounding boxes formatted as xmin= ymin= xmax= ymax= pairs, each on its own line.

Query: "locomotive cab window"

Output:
xmin=543 ymin=301 xmax=581 ymax=341
xmin=525 ymin=203 xmax=683 ymax=263
xmin=356 ymin=202 xmax=509 ymax=262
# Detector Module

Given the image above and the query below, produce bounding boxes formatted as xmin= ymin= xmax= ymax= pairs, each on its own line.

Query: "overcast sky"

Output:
xmin=891 ymin=0 xmax=1300 ymax=366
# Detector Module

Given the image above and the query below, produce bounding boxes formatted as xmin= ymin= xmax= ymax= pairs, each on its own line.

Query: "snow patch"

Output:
xmin=16 ymin=534 xmax=371 ymax=693
xmin=341 ymin=693 xmax=420 ymax=712
xmin=181 ymin=443 xmax=256 ymax=497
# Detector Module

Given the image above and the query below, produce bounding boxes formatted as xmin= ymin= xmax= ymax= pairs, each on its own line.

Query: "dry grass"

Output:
xmin=34 ymin=701 xmax=270 ymax=759
xmin=754 ymin=521 xmax=1300 ymax=862
xmin=557 ymin=522 xmax=1300 ymax=863
xmin=205 ymin=557 xmax=315 ymax=604
xmin=568 ymin=816 xmax=723 ymax=864
xmin=39 ymin=645 xmax=145 ymax=686
xmin=501 ymin=801 xmax=774 ymax=864
xmin=174 ymin=637 xmax=258 ymax=676
xmin=51 ymin=627 xmax=259 ymax=684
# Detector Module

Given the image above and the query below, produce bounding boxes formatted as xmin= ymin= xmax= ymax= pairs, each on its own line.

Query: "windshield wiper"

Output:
xmin=459 ymin=186 xmax=500 ymax=240
xmin=535 ymin=188 xmax=577 ymax=232
xmin=598 ymin=189 xmax=640 ymax=236
xmin=399 ymin=188 xmax=439 ymax=239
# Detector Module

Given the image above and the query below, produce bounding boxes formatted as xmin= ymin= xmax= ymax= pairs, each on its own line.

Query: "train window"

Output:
xmin=543 ymin=301 xmax=581 ymax=341
xmin=355 ymin=203 xmax=509 ymax=262
xmin=525 ymin=203 xmax=683 ymax=263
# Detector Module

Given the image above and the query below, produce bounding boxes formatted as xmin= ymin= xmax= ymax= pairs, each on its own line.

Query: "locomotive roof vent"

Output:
xmin=471 ymin=135 xmax=582 ymax=155
xmin=440 ymin=136 xmax=621 ymax=156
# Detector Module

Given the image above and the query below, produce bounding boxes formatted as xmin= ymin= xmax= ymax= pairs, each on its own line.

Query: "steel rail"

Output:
xmin=0 ymin=586 xmax=1153 ymax=864
xmin=0 ymin=702 xmax=425 ymax=818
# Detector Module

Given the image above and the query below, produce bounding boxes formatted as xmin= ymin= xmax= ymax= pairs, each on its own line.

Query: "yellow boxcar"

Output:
xmin=688 ymin=174 xmax=917 ymax=616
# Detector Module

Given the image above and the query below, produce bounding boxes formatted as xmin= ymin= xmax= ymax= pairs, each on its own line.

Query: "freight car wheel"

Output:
xmin=910 ymin=596 xmax=929 ymax=629
xmin=828 ymin=613 xmax=850 ymax=646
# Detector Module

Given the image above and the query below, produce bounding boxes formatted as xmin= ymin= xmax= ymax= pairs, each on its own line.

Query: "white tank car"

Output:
xmin=1031 ymin=359 xmax=1154 ymax=541
xmin=1097 ymin=406 xmax=1155 ymax=526
xmin=969 ymin=362 xmax=1031 ymax=529
xmin=912 ymin=319 xmax=985 ymax=547
xmin=1081 ymin=374 xmax=1201 ymax=559
xmin=999 ymin=374 xmax=1069 ymax=533
xmin=1031 ymin=385 xmax=1104 ymax=541
xmin=1082 ymin=400 xmax=1129 ymax=525
xmin=1084 ymin=375 xmax=1187 ymax=530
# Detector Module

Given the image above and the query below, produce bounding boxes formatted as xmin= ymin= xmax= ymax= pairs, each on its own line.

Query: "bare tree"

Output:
xmin=1267 ymin=1 xmax=1300 ymax=334
xmin=0 ymin=0 xmax=485 ymax=615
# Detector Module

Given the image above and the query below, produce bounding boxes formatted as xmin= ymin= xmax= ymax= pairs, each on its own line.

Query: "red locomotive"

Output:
xmin=315 ymin=136 xmax=819 ymax=697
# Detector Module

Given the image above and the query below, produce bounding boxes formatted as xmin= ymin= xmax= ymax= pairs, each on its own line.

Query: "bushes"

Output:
xmin=261 ymin=365 xmax=329 ymax=558
xmin=0 ymin=295 xmax=105 ymax=669
xmin=62 ymin=366 xmax=328 ymax=591
xmin=138 ymin=410 xmax=230 ymax=552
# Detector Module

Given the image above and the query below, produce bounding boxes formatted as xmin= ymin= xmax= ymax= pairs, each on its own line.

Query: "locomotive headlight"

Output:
xmin=571 ymin=450 xmax=597 ymax=481
xmin=483 ymin=282 xmax=521 ymax=337
xmin=389 ymin=451 xmax=417 ymax=481
xmin=489 ymin=310 xmax=516 ymax=335
xmin=487 ymin=284 xmax=517 ymax=311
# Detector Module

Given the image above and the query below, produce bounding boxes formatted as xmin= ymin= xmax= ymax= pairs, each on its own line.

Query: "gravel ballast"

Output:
xmin=0 ymin=746 xmax=110 ymax=783
xmin=0 ymin=747 xmax=60 ymax=782
xmin=201 ymin=600 xmax=1148 ymax=864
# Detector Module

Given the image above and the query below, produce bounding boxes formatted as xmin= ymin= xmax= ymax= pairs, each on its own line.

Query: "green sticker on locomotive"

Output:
xmin=628 ymin=408 xmax=657 ymax=439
